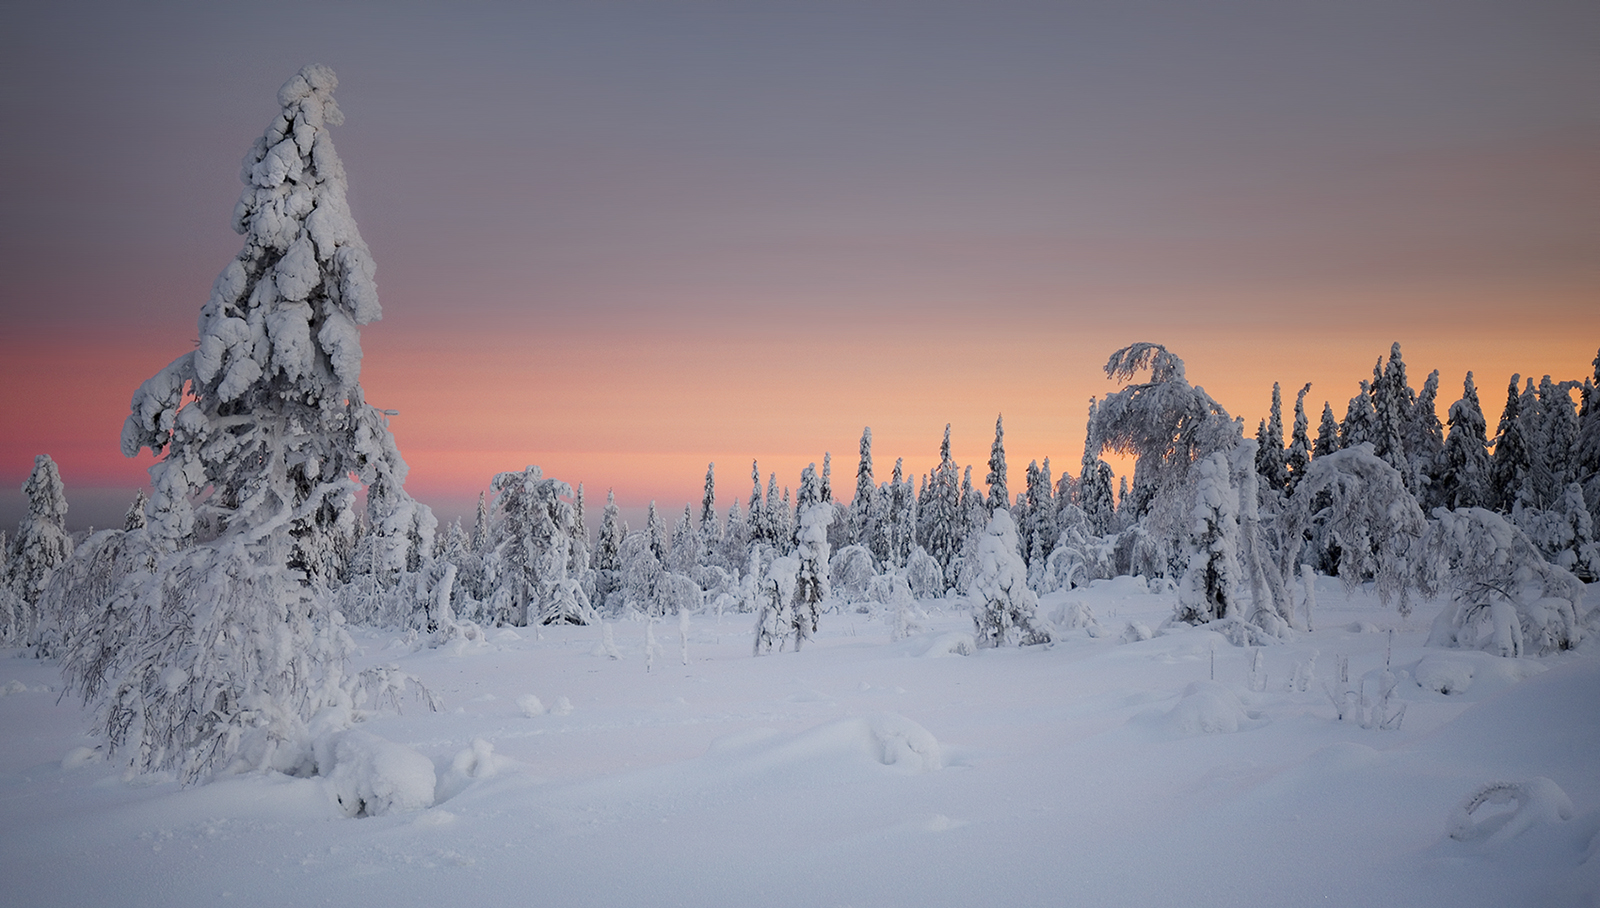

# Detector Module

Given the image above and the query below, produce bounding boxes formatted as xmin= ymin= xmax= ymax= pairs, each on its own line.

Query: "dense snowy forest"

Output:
xmin=1 ymin=66 xmax=1597 ymax=791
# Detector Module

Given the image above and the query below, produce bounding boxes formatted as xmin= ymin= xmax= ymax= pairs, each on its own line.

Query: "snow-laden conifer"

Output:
xmin=847 ymin=428 xmax=877 ymax=549
xmin=985 ymin=414 xmax=1008 ymax=512
xmin=1255 ymin=383 xmax=1288 ymax=494
xmin=3 ymin=455 xmax=74 ymax=644
xmin=1173 ymin=453 xmax=1243 ymax=626
xmin=1489 ymin=375 xmax=1530 ymax=512
xmin=65 ymin=67 xmax=435 ymax=780
xmin=1340 ymin=381 xmax=1377 ymax=451
xmin=917 ymin=425 xmax=962 ymax=586
xmin=1286 ymin=383 xmax=1312 ymax=492
xmin=1439 ymin=372 xmax=1492 ymax=509
xmin=970 ymin=510 xmax=1051 ymax=647
xmin=1314 ymin=401 xmax=1340 ymax=458
xmin=789 ymin=464 xmax=831 ymax=649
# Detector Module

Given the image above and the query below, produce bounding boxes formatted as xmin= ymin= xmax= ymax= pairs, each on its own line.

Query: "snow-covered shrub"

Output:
xmin=1424 ymin=507 xmax=1586 ymax=656
xmin=970 ymin=510 xmax=1051 ymax=647
xmin=315 ymin=728 xmax=436 ymax=817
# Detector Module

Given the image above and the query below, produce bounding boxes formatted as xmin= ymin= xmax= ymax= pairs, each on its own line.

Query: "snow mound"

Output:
xmin=714 ymin=714 xmax=943 ymax=774
xmin=1414 ymin=656 xmax=1476 ymax=695
xmin=1051 ymin=600 xmax=1101 ymax=636
xmin=315 ymin=729 xmax=436 ymax=817
xmin=1121 ymin=620 xmax=1153 ymax=643
xmin=1449 ymin=778 xmax=1574 ymax=844
xmin=517 ymin=694 xmax=546 ymax=717
xmin=435 ymin=737 xmax=509 ymax=804
xmin=1162 ymin=681 xmax=1264 ymax=736
xmin=915 ymin=631 xmax=975 ymax=657
xmin=1412 ymin=651 xmax=1546 ymax=698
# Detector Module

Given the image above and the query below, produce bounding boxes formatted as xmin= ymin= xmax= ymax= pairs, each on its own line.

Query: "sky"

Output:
xmin=2 ymin=0 xmax=1597 ymax=532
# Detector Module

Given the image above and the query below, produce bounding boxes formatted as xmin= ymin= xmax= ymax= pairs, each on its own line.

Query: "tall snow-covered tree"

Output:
xmin=1314 ymin=401 xmax=1340 ymax=458
xmin=590 ymin=489 xmax=625 ymax=609
xmin=1439 ymin=372 xmax=1492 ymax=510
xmin=696 ymin=463 xmax=723 ymax=576
xmin=1577 ymin=350 xmax=1600 ymax=526
xmin=985 ymin=414 xmax=1008 ymax=512
xmin=646 ymin=501 xmax=668 ymax=565
xmin=847 ymin=427 xmax=877 ymax=550
xmin=1078 ymin=399 xmax=1117 ymax=536
xmin=918 ymin=424 xmax=962 ymax=585
xmin=1340 ymin=381 xmax=1377 ymax=451
xmin=669 ymin=505 xmax=696 ymax=576
xmin=68 ymin=66 xmax=427 ymax=780
xmin=3 ymin=454 xmax=74 ymax=643
xmin=1490 ymin=375 xmax=1531 ymax=512
xmin=1254 ymin=383 xmax=1288 ymax=494
xmin=1408 ymin=369 xmax=1445 ymax=508
xmin=789 ymin=464 xmax=831 ymax=649
xmin=1286 ymin=383 xmax=1313 ymax=492
xmin=1371 ymin=344 xmax=1413 ymax=480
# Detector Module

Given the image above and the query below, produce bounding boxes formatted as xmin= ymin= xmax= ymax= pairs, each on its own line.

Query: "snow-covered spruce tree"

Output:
xmin=1577 ymin=349 xmax=1600 ymax=528
xmin=3 ymin=454 xmax=74 ymax=643
xmin=669 ymin=504 xmax=695 ymax=576
xmin=1372 ymin=343 xmax=1414 ymax=482
xmin=1173 ymin=453 xmax=1243 ymax=626
xmin=1281 ymin=444 xmax=1431 ymax=617
xmin=484 ymin=466 xmax=592 ymax=626
xmin=618 ymin=530 xmax=663 ymax=616
xmin=590 ymin=489 xmax=625 ymax=611
xmin=1255 ymin=383 xmax=1288 ymax=495
xmin=1439 ymin=372 xmax=1492 ymax=510
xmin=1408 ymin=369 xmax=1445 ymax=508
xmin=1314 ymin=401 xmax=1340 ymax=458
xmin=1286 ymin=383 xmax=1313 ymax=493
xmin=1423 ymin=507 xmax=1587 ymax=656
xmin=847 ymin=428 xmax=877 ymax=550
xmin=1522 ymin=376 xmax=1580 ymax=510
xmin=986 ymin=414 xmax=1009 ymax=512
xmin=1340 ymin=381 xmax=1377 ymax=451
xmin=1489 ymin=375 xmax=1530 ymax=512
xmin=918 ymin=425 xmax=962 ymax=586
xmin=1078 ymin=399 xmax=1118 ymax=536
xmin=696 ymin=463 xmax=722 ymax=577
xmin=1091 ymin=344 xmax=1239 ymax=578
xmin=970 ymin=509 xmax=1052 ymax=647
xmin=124 ymin=490 xmax=149 ymax=531
xmin=69 ymin=66 xmax=431 ymax=781
xmin=790 ymin=464 xmax=831 ymax=649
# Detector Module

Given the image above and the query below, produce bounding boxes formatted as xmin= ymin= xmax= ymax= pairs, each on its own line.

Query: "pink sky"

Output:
xmin=2 ymin=2 xmax=1596 ymax=529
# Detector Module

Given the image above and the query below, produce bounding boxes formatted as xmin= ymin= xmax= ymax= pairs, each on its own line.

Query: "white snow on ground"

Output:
xmin=2 ymin=578 xmax=1597 ymax=907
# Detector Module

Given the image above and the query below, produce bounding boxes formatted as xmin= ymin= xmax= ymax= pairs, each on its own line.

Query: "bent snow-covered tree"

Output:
xmin=64 ymin=66 xmax=428 ymax=781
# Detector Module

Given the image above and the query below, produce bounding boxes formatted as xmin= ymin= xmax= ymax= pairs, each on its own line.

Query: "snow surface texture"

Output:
xmin=3 ymin=578 xmax=1598 ymax=907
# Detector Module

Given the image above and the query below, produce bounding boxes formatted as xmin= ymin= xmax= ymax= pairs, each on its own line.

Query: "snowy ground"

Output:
xmin=3 ymin=578 xmax=1598 ymax=908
